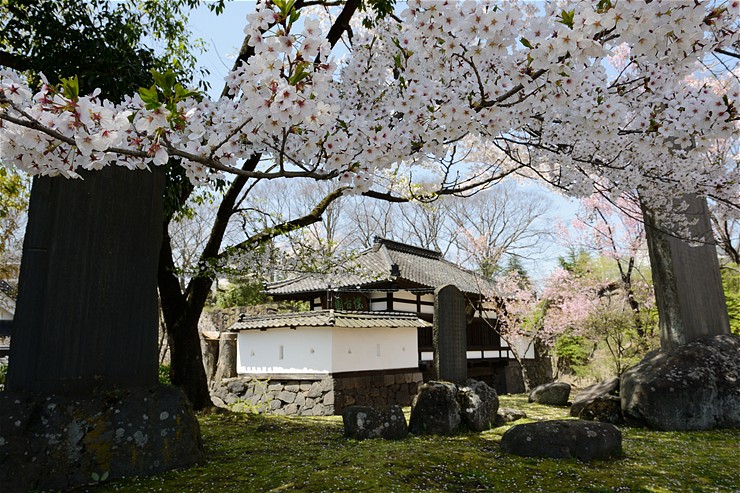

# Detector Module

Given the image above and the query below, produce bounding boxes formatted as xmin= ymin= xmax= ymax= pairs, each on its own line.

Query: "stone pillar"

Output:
xmin=642 ymin=194 xmax=730 ymax=350
xmin=0 ymin=168 xmax=203 ymax=491
xmin=200 ymin=331 xmax=221 ymax=387
xmin=7 ymin=167 xmax=164 ymax=391
xmin=434 ymin=284 xmax=467 ymax=384
xmin=213 ymin=332 xmax=238 ymax=383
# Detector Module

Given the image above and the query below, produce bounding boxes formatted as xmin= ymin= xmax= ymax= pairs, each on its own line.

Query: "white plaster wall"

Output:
xmin=331 ymin=326 xmax=418 ymax=373
xmin=237 ymin=327 xmax=333 ymax=374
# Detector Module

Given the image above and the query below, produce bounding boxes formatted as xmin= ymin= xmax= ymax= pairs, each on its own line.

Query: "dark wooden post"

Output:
xmin=434 ymin=284 xmax=467 ymax=384
xmin=642 ymin=194 xmax=730 ymax=350
xmin=7 ymin=167 xmax=164 ymax=392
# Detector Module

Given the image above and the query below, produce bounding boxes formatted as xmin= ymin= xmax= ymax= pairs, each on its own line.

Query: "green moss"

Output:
xmin=80 ymin=395 xmax=739 ymax=493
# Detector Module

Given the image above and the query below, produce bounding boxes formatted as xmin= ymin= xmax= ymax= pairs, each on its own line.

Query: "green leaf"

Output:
xmin=559 ymin=9 xmax=575 ymax=28
xmin=520 ymin=37 xmax=533 ymax=49
xmin=59 ymin=76 xmax=79 ymax=99
xmin=138 ymin=85 xmax=161 ymax=110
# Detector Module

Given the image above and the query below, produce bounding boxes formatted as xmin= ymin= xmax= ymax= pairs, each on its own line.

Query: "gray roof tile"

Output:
xmin=266 ymin=238 xmax=494 ymax=296
xmin=229 ymin=309 xmax=431 ymax=331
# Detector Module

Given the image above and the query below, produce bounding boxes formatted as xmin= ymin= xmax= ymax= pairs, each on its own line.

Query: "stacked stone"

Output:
xmin=212 ymin=377 xmax=335 ymax=416
xmin=333 ymin=372 xmax=423 ymax=410
xmin=211 ymin=371 xmax=424 ymax=416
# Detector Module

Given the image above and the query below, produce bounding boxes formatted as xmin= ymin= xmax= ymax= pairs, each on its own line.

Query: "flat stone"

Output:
xmin=343 ymin=405 xmax=408 ymax=440
xmin=500 ymin=420 xmax=622 ymax=461
xmin=494 ymin=407 xmax=527 ymax=427
xmin=277 ymin=391 xmax=296 ymax=404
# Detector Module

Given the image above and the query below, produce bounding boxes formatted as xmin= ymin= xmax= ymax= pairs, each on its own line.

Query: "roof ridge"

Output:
xmin=374 ymin=237 xmax=442 ymax=259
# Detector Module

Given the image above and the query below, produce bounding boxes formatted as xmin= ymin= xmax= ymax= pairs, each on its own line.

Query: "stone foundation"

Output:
xmin=211 ymin=369 xmax=423 ymax=416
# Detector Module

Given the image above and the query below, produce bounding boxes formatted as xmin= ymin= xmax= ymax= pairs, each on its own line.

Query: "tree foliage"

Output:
xmin=0 ymin=167 xmax=27 ymax=274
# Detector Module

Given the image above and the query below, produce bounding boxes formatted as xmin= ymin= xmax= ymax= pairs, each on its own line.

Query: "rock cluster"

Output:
xmin=409 ymin=379 xmax=500 ymax=435
xmin=212 ymin=377 xmax=336 ymax=416
xmin=334 ymin=372 xmax=422 ymax=409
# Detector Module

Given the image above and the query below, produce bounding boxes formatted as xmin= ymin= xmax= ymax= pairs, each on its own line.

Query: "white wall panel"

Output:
xmin=332 ymin=326 xmax=418 ymax=373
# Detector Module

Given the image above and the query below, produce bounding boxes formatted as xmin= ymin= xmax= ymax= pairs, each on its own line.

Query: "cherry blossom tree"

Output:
xmin=558 ymin=192 xmax=656 ymax=341
xmin=1 ymin=0 xmax=738 ymax=405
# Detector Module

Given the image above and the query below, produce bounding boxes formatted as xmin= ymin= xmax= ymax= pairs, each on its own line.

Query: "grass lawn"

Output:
xmin=79 ymin=395 xmax=739 ymax=493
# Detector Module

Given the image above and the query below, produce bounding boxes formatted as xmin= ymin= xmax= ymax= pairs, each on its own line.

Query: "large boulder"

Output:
xmin=500 ymin=420 xmax=622 ymax=461
xmin=528 ymin=382 xmax=571 ymax=406
xmin=621 ymin=334 xmax=740 ymax=430
xmin=0 ymin=385 xmax=204 ymax=492
xmin=409 ymin=381 xmax=460 ymax=436
xmin=342 ymin=405 xmax=408 ymax=440
xmin=458 ymin=380 xmax=499 ymax=431
xmin=571 ymin=378 xmax=622 ymax=424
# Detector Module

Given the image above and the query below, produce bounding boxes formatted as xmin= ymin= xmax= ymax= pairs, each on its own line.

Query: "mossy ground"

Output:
xmin=78 ymin=395 xmax=739 ymax=493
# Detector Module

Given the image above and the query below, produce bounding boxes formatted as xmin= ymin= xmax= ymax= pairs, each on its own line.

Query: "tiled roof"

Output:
xmin=229 ymin=309 xmax=431 ymax=331
xmin=266 ymin=237 xmax=494 ymax=296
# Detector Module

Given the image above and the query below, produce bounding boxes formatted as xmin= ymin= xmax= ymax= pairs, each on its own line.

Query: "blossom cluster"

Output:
xmin=0 ymin=0 xmax=738 ymax=211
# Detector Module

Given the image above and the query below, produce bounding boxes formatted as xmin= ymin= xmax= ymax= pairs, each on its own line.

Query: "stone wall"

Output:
xmin=334 ymin=370 xmax=423 ymax=410
xmin=211 ymin=369 xmax=423 ymax=416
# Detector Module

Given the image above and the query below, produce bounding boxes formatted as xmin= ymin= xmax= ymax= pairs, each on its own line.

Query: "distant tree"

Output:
xmin=450 ymin=182 xmax=553 ymax=278
xmin=0 ymin=168 xmax=28 ymax=276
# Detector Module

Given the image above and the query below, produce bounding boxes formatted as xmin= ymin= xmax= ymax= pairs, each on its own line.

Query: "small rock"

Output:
xmin=494 ymin=407 xmax=527 ymax=427
xmin=570 ymin=378 xmax=620 ymax=418
xmin=342 ymin=406 xmax=408 ymax=440
xmin=528 ymin=382 xmax=571 ymax=406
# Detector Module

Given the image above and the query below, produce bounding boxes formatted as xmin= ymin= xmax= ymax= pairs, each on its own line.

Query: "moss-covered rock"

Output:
xmin=0 ymin=384 xmax=203 ymax=491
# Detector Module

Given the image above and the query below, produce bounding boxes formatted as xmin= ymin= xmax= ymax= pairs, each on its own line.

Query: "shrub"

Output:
xmin=554 ymin=335 xmax=592 ymax=376
xmin=158 ymin=364 xmax=171 ymax=385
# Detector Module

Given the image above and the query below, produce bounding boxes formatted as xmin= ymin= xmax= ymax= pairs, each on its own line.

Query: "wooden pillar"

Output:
xmin=642 ymin=194 xmax=730 ymax=350
xmin=434 ymin=284 xmax=467 ymax=384
xmin=7 ymin=167 xmax=165 ymax=392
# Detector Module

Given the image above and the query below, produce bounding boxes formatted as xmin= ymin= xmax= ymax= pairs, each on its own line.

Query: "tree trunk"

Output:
xmin=158 ymin=229 xmax=211 ymax=410
xmin=642 ymin=194 xmax=730 ymax=350
xmin=7 ymin=167 xmax=164 ymax=392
